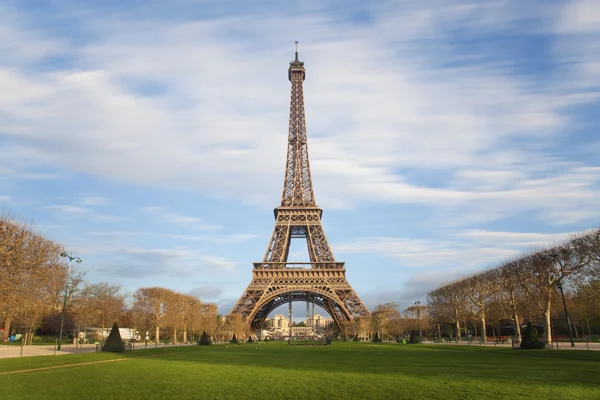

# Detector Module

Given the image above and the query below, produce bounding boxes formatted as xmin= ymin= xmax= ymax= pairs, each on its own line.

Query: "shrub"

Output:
xmin=230 ymin=334 xmax=239 ymax=344
xmin=247 ymin=336 xmax=254 ymax=343
xmin=520 ymin=321 xmax=545 ymax=349
xmin=353 ymin=334 xmax=359 ymax=342
xmin=102 ymin=322 xmax=125 ymax=353
xmin=372 ymin=332 xmax=382 ymax=343
xmin=198 ymin=331 xmax=211 ymax=346
xmin=409 ymin=330 xmax=420 ymax=344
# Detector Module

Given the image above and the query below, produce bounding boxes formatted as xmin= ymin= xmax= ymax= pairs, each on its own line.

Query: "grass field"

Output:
xmin=1 ymin=343 xmax=599 ymax=399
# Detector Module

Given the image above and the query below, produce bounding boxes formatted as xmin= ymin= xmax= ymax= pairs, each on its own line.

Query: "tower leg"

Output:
xmin=312 ymin=302 xmax=315 ymax=339
xmin=306 ymin=299 xmax=309 ymax=331
xmin=289 ymin=300 xmax=293 ymax=342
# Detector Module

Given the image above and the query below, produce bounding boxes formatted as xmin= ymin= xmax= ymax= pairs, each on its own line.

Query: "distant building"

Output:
xmin=308 ymin=314 xmax=333 ymax=328
xmin=263 ymin=313 xmax=333 ymax=338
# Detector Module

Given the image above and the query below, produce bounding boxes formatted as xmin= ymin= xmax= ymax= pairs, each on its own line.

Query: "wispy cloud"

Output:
xmin=1 ymin=0 xmax=598 ymax=225
xmin=79 ymin=196 xmax=110 ymax=206
xmin=142 ymin=206 xmax=221 ymax=230
xmin=1 ymin=0 xmax=599 ymax=312
xmin=44 ymin=205 xmax=90 ymax=214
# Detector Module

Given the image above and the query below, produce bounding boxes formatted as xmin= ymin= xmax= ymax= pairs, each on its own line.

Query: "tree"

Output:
xmin=1 ymin=213 xmax=67 ymax=341
xmin=198 ymin=330 xmax=211 ymax=345
xmin=230 ymin=334 xmax=238 ymax=344
xmin=520 ymin=321 xmax=545 ymax=349
xmin=355 ymin=316 xmax=372 ymax=341
xmin=372 ymin=331 xmax=381 ymax=343
xmin=462 ymin=270 xmax=500 ymax=343
xmin=427 ymin=292 xmax=443 ymax=341
xmin=498 ymin=259 xmax=527 ymax=343
xmin=133 ymin=287 xmax=172 ymax=345
xmin=85 ymin=283 xmax=125 ymax=335
xmin=102 ymin=322 xmax=125 ymax=353
xmin=372 ymin=303 xmax=402 ymax=340
xmin=434 ymin=283 xmax=468 ymax=341
xmin=198 ymin=303 xmax=218 ymax=336
xmin=570 ymin=277 xmax=600 ymax=338
xmin=515 ymin=243 xmax=591 ymax=345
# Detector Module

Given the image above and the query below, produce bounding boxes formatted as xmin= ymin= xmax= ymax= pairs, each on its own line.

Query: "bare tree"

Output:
xmin=462 ymin=269 xmax=501 ymax=342
xmin=134 ymin=287 xmax=173 ymax=345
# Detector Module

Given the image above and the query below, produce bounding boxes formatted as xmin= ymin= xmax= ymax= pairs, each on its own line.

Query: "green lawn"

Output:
xmin=1 ymin=343 xmax=599 ymax=399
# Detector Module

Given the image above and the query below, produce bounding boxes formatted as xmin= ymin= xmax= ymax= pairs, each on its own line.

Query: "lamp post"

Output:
xmin=548 ymin=250 xmax=575 ymax=348
xmin=58 ymin=251 xmax=82 ymax=350
xmin=414 ymin=301 xmax=422 ymax=341
xmin=556 ymin=278 xmax=575 ymax=348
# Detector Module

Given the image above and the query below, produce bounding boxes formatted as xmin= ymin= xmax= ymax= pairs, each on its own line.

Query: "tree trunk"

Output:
xmin=456 ymin=320 xmax=461 ymax=342
xmin=173 ymin=328 xmax=177 ymax=344
xmin=480 ymin=308 xmax=487 ymax=343
xmin=511 ymin=290 xmax=522 ymax=343
xmin=155 ymin=325 xmax=160 ymax=345
xmin=3 ymin=318 xmax=11 ymax=340
xmin=437 ymin=323 xmax=441 ymax=341
xmin=586 ymin=317 xmax=591 ymax=339
xmin=183 ymin=330 xmax=187 ymax=344
xmin=573 ymin=324 xmax=579 ymax=339
xmin=544 ymin=294 xmax=552 ymax=344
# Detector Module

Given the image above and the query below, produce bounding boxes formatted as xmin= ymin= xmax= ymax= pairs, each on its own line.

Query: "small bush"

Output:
xmin=198 ymin=331 xmax=211 ymax=346
xmin=372 ymin=332 xmax=382 ymax=343
xmin=520 ymin=321 xmax=545 ymax=349
xmin=102 ymin=322 xmax=125 ymax=353
xmin=409 ymin=330 xmax=420 ymax=344
xmin=230 ymin=334 xmax=239 ymax=344
xmin=353 ymin=334 xmax=359 ymax=342
xmin=247 ymin=336 xmax=254 ymax=343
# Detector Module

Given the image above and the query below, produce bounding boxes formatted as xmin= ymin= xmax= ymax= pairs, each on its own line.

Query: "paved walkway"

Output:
xmin=0 ymin=342 xmax=196 ymax=359
xmin=427 ymin=341 xmax=600 ymax=351
xmin=2 ymin=340 xmax=599 ymax=359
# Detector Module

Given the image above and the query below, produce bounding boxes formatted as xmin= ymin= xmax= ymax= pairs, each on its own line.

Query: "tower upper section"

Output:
xmin=280 ymin=44 xmax=316 ymax=207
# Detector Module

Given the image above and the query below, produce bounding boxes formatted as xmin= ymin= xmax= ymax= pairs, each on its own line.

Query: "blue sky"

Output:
xmin=1 ymin=0 xmax=599 ymax=316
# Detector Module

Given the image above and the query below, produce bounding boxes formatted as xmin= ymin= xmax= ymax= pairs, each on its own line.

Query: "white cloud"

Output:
xmin=337 ymin=236 xmax=516 ymax=270
xmin=2 ymin=4 xmax=597 ymax=221
xmin=0 ymin=195 xmax=13 ymax=203
xmin=334 ymin=227 xmax=585 ymax=305
xmin=44 ymin=205 xmax=90 ymax=214
xmin=556 ymin=0 xmax=600 ymax=34
xmin=142 ymin=206 xmax=221 ymax=230
xmin=79 ymin=196 xmax=110 ymax=206
xmin=336 ymin=228 xmax=579 ymax=272
xmin=199 ymin=256 xmax=239 ymax=271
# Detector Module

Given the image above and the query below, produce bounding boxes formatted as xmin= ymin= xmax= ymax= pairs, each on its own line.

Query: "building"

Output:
xmin=308 ymin=314 xmax=333 ymax=328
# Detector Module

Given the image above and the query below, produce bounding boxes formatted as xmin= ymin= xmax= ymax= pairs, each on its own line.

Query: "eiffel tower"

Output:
xmin=230 ymin=45 xmax=370 ymax=331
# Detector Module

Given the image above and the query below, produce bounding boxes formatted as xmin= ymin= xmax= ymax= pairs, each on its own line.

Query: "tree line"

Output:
xmin=427 ymin=228 xmax=600 ymax=344
xmin=1 ymin=213 xmax=218 ymax=344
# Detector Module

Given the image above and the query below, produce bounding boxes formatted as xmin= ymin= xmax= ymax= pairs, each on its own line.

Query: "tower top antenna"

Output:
xmin=295 ymin=41 xmax=299 ymax=62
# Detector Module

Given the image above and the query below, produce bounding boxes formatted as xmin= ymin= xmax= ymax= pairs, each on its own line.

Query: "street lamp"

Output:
xmin=548 ymin=250 xmax=575 ymax=348
xmin=556 ymin=278 xmax=575 ymax=348
xmin=414 ymin=301 xmax=422 ymax=341
xmin=58 ymin=251 xmax=82 ymax=350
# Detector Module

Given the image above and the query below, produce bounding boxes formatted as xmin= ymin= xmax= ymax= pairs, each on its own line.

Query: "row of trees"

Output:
xmin=427 ymin=228 xmax=600 ymax=344
xmin=1 ymin=213 xmax=67 ymax=341
xmin=335 ymin=302 xmax=429 ymax=341
xmin=1 ymin=214 xmax=218 ymax=344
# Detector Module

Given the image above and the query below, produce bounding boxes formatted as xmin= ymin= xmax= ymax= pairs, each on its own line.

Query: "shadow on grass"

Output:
xmin=133 ymin=343 xmax=600 ymax=389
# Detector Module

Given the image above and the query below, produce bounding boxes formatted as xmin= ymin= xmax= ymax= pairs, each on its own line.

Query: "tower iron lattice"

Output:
xmin=230 ymin=46 xmax=370 ymax=331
